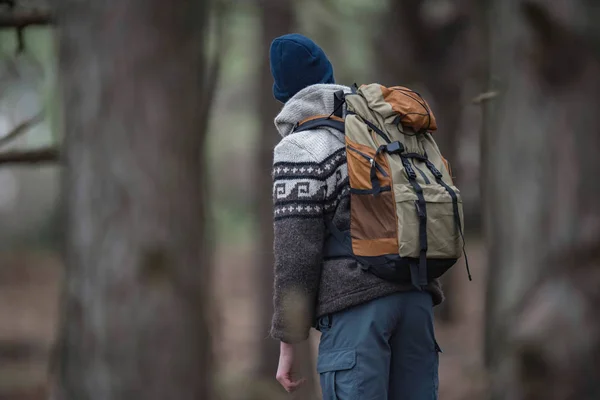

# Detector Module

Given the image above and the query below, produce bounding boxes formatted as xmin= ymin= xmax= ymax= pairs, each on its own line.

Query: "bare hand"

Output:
xmin=276 ymin=341 xmax=307 ymax=393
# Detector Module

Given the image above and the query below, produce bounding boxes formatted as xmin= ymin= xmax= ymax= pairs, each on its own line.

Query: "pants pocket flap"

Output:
xmin=317 ymin=348 xmax=356 ymax=373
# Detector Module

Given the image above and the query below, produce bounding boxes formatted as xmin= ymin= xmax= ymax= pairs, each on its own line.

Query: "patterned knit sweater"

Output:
xmin=270 ymin=84 xmax=444 ymax=343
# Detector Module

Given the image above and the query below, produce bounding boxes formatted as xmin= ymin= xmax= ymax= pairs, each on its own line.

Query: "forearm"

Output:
xmin=270 ymin=218 xmax=324 ymax=343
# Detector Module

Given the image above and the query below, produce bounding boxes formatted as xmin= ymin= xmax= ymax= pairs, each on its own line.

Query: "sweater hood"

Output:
xmin=274 ymin=83 xmax=352 ymax=138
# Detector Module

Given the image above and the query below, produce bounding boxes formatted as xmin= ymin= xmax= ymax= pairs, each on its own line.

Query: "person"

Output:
xmin=269 ymin=33 xmax=444 ymax=400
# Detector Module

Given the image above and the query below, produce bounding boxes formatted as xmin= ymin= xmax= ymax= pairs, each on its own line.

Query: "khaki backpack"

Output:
xmin=294 ymin=84 xmax=471 ymax=288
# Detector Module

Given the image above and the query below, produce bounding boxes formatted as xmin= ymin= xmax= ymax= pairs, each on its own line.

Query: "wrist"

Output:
xmin=280 ymin=341 xmax=295 ymax=354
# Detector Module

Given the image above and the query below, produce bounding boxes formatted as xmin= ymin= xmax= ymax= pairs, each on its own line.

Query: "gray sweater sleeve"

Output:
xmin=270 ymin=139 xmax=329 ymax=343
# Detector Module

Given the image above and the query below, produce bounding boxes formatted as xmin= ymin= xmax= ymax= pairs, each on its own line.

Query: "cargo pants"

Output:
xmin=316 ymin=291 xmax=441 ymax=400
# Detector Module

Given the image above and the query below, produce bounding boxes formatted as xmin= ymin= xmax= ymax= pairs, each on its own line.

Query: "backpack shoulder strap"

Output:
xmin=293 ymin=115 xmax=345 ymax=134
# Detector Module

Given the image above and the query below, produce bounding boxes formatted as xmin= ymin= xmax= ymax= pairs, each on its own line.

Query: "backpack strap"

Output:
xmin=333 ymin=90 xmax=345 ymax=118
xmin=294 ymin=115 xmax=345 ymax=134
xmin=324 ymin=218 xmax=352 ymax=254
xmin=398 ymin=155 xmax=429 ymax=288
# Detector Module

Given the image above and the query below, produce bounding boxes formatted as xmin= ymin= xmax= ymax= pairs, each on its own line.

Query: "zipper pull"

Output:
xmin=414 ymin=200 xmax=426 ymax=219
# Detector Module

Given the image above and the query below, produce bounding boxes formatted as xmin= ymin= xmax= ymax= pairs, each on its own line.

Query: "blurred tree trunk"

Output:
xmin=378 ymin=0 xmax=474 ymax=323
xmin=257 ymin=2 xmax=319 ymax=398
xmin=54 ymin=1 xmax=212 ymax=399
xmin=484 ymin=1 xmax=600 ymax=398
xmin=256 ymin=0 xmax=291 ymax=384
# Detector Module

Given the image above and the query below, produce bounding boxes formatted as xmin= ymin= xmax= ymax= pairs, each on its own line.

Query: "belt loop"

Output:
xmin=319 ymin=314 xmax=333 ymax=330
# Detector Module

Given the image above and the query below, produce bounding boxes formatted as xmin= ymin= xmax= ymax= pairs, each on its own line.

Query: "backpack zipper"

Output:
xmin=347 ymin=146 xmax=388 ymax=177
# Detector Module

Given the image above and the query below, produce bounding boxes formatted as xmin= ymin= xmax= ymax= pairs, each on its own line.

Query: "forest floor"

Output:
xmin=0 ymin=238 xmax=487 ymax=400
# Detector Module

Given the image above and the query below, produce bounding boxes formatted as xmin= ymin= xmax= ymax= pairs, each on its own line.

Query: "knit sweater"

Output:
xmin=270 ymin=84 xmax=444 ymax=344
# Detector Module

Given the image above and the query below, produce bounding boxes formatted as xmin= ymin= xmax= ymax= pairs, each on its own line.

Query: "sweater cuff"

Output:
xmin=269 ymin=324 xmax=310 ymax=344
xmin=270 ymin=289 xmax=314 ymax=344
xmin=427 ymin=278 xmax=445 ymax=306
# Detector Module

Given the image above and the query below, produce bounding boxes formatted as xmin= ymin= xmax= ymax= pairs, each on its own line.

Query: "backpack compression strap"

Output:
xmin=294 ymin=115 xmax=345 ymax=134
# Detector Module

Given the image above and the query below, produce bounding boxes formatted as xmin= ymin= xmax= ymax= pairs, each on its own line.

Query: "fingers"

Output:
xmin=276 ymin=374 xmax=307 ymax=393
xmin=286 ymin=376 xmax=307 ymax=392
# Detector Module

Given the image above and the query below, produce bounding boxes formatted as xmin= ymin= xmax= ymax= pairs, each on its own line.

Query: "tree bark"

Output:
xmin=0 ymin=146 xmax=58 ymax=165
xmin=255 ymin=0 xmax=294 ymax=380
xmin=484 ymin=1 xmax=600 ymax=398
xmin=0 ymin=10 xmax=54 ymax=29
xmin=54 ymin=1 xmax=212 ymax=399
xmin=256 ymin=2 xmax=319 ymax=398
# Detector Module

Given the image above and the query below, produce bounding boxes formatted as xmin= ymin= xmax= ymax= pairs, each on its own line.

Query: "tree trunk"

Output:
xmin=54 ymin=1 xmax=212 ymax=399
xmin=255 ymin=0 xmax=294 ymax=380
xmin=256 ymin=3 xmax=319 ymax=398
xmin=484 ymin=1 xmax=600 ymax=398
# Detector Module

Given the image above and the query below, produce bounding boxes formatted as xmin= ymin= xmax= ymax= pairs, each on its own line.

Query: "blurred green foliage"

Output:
xmin=0 ymin=28 xmax=60 ymax=250
xmin=0 ymin=27 xmax=58 ymax=146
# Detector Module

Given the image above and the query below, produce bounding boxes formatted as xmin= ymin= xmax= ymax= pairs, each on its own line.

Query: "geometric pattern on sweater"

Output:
xmin=273 ymin=148 xmax=346 ymax=180
xmin=273 ymin=162 xmax=347 ymax=200
xmin=273 ymin=177 xmax=350 ymax=221
xmin=273 ymin=148 xmax=347 ymax=221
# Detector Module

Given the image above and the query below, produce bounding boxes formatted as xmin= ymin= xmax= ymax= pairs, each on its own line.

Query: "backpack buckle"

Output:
xmin=425 ymin=160 xmax=443 ymax=179
xmin=333 ymin=90 xmax=346 ymax=118
xmin=386 ymin=141 xmax=404 ymax=155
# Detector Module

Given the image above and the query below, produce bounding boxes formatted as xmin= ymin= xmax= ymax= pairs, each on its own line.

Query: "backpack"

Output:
xmin=294 ymin=84 xmax=471 ymax=288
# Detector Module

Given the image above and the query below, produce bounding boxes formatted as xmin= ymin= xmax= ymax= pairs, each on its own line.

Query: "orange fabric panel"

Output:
xmin=351 ymin=238 xmax=398 ymax=257
xmin=380 ymin=86 xmax=438 ymax=132
xmin=345 ymin=136 xmax=398 ymax=257
xmin=345 ymin=137 xmax=392 ymax=190
xmin=350 ymin=191 xmax=397 ymax=240
xmin=297 ymin=114 xmax=344 ymax=126
xmin=442 ymin=156 xmax=453 ymax=177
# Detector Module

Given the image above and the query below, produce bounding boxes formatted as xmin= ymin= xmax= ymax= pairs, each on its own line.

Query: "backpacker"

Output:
xmin=294 ymin=84 xmax=471 ymax=288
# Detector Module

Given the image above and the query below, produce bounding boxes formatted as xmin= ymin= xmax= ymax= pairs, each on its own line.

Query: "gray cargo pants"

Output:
xmin=316 ymin=291 xmax=441 ymax=400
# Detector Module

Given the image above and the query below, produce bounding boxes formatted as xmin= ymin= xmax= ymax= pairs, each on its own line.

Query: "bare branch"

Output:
xmin=0 ymin=10 xmax=54 ymax=29
xmin=0 ymin=112 xmax=45 ymax=149
xmin=472 ymin=91 xmax=499 ymax=104
xmin=0 ymin=146 xmax=59 ymax=165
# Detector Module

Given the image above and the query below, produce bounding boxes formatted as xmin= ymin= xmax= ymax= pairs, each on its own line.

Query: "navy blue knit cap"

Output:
xmin=269 ymin=33 xmax=335 ymax=103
